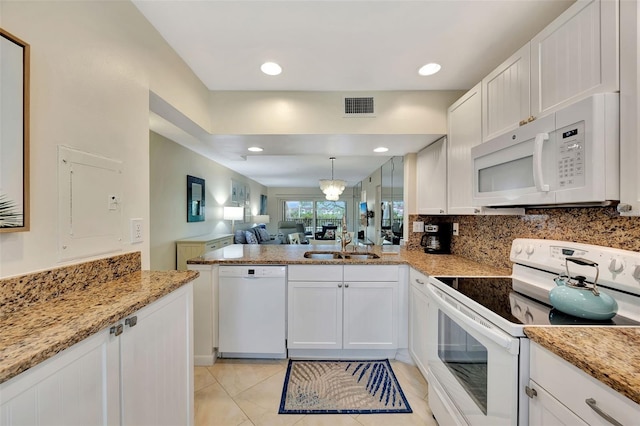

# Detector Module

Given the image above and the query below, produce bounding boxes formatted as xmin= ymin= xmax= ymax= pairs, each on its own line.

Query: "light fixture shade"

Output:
xmin=319 ymin=157 xmax=346 ymax=200
xmin=319 ymin=179 xmax=346 ymax=200
xmin=223 ymin=206 xmax=244 ymax=220
xmin=253 ymin=214 xmax=270 ymax=224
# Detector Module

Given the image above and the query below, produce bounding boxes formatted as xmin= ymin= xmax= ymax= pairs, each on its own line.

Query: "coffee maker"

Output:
xmin=420 ymin=223 xmax=452 ymax=254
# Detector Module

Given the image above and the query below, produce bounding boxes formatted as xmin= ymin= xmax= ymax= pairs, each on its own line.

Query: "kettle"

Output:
xmin=550 ymin=257 xmax=618 ymax=320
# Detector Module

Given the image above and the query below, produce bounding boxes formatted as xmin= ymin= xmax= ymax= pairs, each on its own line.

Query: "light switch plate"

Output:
xmin=453 ymin=223 xmax=459 ymax=236
xmin=412 ymin=221 xmax=425 ymax=232
xmin=130 ymin=218 xmax=143 ymax=244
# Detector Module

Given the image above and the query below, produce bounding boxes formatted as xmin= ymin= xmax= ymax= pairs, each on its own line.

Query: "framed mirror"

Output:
xmin=187 ymin=175 xmax=205 ymax=222
xmin=0 ymin=29 xmax=30 ymax=232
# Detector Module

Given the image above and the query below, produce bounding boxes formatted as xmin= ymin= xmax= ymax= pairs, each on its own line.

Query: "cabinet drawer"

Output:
xmin=288 ymin=265 xmax=343 ymax=281
xmin=344 ymin=265 xmax=398 ymax=282
xmin=530 ymin=342 xmax=640 ymax=425
xmin=219 ymin=236 xmax=233 ymax=247
xmin=409 ymin=268 xmax=429 ymax=295
xmin=205 ymin=242 xmax=219 ymax=251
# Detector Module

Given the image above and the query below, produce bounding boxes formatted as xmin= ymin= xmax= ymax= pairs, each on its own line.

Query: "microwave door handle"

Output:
xmin=533 ymin=132 xmax=550 ymax=192
xmin=426 ymin=284 xmax=519 ymax=355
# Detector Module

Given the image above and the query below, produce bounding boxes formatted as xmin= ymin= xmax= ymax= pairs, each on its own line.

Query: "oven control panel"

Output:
xmin=510 ymin=238 xmax=640 ymax=297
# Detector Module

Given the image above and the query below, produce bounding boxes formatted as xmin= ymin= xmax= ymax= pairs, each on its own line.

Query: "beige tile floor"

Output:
xmin=195 ymin=358 xmax=439 ymax=426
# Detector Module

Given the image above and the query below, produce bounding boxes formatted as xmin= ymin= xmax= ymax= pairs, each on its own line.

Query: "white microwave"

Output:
xmin=471 ymin=93 xmax=619 ymax=207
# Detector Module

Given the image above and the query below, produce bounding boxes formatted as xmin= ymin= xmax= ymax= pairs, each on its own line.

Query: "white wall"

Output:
xmin=0 ymin=1 xmax=210 ymax=277
xmin=150 ymin=132 xmax=266 ymax=270
xmin=209 ymin=90 xmax=462 ymax=134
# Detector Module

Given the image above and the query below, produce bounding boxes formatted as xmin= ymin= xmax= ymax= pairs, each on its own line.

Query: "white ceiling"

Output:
xmin=135 ymin=0 xmax=574 ymax=187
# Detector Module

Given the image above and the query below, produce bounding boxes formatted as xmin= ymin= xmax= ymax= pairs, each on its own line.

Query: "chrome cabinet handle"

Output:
xmin=338 ymin=283 xmax=342 ymax=288
xmin=110 ymin=324 xmax=123 ymax=336
xmin=345 ymin=283 xmax=349 ymax=288
xmin=585 ymin=398 xmax=623 ymax=426
xmin=415 ymin=278 xmax=425 ymax=285
xmin=125 ymin=316 xmax=138 ymax=328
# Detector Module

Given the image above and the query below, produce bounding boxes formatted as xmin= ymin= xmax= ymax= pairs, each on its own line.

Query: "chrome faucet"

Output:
xmin=340 ymin=216 xmax=352 ymax=251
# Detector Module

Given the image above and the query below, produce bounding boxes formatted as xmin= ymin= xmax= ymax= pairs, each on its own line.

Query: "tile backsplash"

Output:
xmin=407 ymin=207 xmax=640 ymax=270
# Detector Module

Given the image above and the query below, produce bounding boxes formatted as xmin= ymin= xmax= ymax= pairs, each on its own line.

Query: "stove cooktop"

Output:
xmin=434 ymin=277 xmax=640 ymax=327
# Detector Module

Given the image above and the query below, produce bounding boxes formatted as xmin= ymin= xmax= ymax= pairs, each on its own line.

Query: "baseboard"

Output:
xmin=394 ymin=348 xmax=414 ymax=365
xmin=194 ymin=355 xmax=215 ymax=366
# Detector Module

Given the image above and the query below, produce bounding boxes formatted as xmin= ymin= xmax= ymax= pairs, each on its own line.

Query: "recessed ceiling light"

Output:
xmin=248 ymin=146 xmax=263 ymax=152
xmin=374 ymin=147 xmax=389 ymax=153
xmin=418 ymin=63 xmax=441 ymax=76
xmin=260 ymin=62 xmax=282 ymax=76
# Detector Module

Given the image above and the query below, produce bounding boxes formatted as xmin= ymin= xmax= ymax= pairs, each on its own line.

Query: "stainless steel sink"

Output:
xmin=342 ymin=253 xmax=380 ymax=260
xmin=303 ymin=251 xmax=344 ymax=259
xmin=303 ymin=251 xmax=380 ymax=260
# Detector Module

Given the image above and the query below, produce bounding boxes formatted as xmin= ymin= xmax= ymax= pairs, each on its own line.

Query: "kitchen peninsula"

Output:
xmin=0 ymin=252 xmax=199 ymax=425
xmin=188 ymin=243 xmax=640 ymax=421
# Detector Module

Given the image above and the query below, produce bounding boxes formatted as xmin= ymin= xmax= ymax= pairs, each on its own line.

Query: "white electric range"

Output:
xmin=425 ymin=238 xmax=640 ymax=426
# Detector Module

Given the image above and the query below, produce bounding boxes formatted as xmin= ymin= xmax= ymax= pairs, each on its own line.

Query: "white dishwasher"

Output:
xmin=218 ymin=265 xmax=287 ymax=358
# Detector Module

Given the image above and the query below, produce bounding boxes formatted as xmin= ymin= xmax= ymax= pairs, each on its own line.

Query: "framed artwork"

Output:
xmin=259 ymin=194 xmax=268 ymax=215
xmin=0 ymin=29 xmax=30 ymax=232
xmin=244 ymin=185 xmax=251 ymax=222
xmin=231 ymin=179 xmax=240 ymax=204
xmin=187 ymin=175 xmax=205 ymax=222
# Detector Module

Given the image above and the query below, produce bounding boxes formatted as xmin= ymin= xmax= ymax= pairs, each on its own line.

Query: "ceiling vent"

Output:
xmin=344 ymin=97 xmax=375 ymax=117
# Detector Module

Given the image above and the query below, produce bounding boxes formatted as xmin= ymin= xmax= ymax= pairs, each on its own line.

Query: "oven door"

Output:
xmin=471 ymin=113 xmax=556 ymax=207
xmin=426 ymin=283 xmax=520 ymax=426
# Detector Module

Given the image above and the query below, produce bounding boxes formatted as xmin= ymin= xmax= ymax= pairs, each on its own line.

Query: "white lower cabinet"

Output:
xmin=528 ymin=341 xmax=640 ymax=426
xmin=0 ymin=284 xmax=193 ymax=426
xmin=287 ymin=265 xmax=399 ymax=353
xmin=120 ymin=284 xmax=193 ymax=425
xmin=408 ymin=268 xmax=429 ymax=378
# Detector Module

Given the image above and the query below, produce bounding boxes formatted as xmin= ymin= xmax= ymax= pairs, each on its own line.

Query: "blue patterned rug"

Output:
xmin=278 ymin=359 xmax=412 ymax=414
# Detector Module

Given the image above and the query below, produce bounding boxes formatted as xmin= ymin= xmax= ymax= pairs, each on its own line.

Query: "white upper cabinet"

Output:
xmin=531 ymin=0 xmax=619 ymax=118
xmin=481 ymin=0 xmax=618 ymax=142
xmin=447 ymin=84 xmax=482 ymax=215
xmin=619 ymin=0 xmax=640 ymax=215
xmin=482 ymin=44 xmax=531 ymax=142
xmin=416 ymin=137 xmax=447 ymax=215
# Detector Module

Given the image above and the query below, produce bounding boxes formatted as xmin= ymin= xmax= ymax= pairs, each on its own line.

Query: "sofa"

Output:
xmin=234 ymin=226 xmax=283 ymax=245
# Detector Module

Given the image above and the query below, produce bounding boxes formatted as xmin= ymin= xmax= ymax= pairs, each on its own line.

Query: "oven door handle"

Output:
xmin=426 ymin=284 xmax=519 ymax=355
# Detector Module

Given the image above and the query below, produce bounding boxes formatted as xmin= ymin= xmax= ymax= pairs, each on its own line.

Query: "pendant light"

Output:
xmin=319 ymin=157 xmax=346 ymax=201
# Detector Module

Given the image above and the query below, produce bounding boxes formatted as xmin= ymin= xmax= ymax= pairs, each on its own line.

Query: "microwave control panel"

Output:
xmin=556 ymin=121 xmax=586 ymax=188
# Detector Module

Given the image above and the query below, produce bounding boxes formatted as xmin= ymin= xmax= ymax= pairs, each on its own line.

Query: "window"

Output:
xmin=283 ymin=200 xmax=346 ymax=234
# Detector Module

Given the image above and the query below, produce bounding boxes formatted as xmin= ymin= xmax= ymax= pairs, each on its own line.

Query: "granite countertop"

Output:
xmin=525 ymin=327 xmax=640 ymax=405
xmin=0 ymin=269 xmax=198 ymax=385
xmin=187 ymin=244 xmax=512 ymax=277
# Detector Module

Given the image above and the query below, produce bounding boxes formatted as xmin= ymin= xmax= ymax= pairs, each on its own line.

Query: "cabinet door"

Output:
xmin=189 ymin=264 xmax=216 ymax=366
xmin=120 ymin=284 xmax=193 ymax=426
xmin=482 ymin=43 xmax=531 ymax=141
xmin=176 ymin=242 xmax=205 ymax=270
xmin=447 ymin=83 xmax=482 ymax=215
xmin=416 ymin=137 xmax=447 ymax=215
xmin=343 ymin=281 xmax=398 ymax=350
xmin=0 ymin=328 xmax=120 ymax=426
xmin=619 ymin=0 xmax=640 ymax=216
xmin=531 ymin=0 xmax=618 ymax=118
xmin=409 ymin=283 xmax=429 ymax=378
xmin=528 ymin=380 xmax=588 ymax=426
xmin=287 ymin=281 xmax=343 ymax=349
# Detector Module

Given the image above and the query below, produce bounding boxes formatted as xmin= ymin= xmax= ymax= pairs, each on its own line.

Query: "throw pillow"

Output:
xmin=245 ymin=230 xmax=259 ymax=244
xmin=257 ymin=227 xmax=270 ymax=242
xmin=234 ymin=229 xmax=247 ymax=244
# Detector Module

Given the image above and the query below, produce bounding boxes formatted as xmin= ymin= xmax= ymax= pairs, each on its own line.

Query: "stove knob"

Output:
xmin=609 ymin=258 xmax=624 ymax=273
xmin=512 ymin=302 xmax=522 ymax=314
xmin=633 ymin=265 xmax=640 ymax=281
xmin=525 ymin=244 xmax=535 ymax=256
xmin=514 ymin=244 xmax=523 ymax=255
xmin=524 ymin=308 xmax=534 ymax=324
